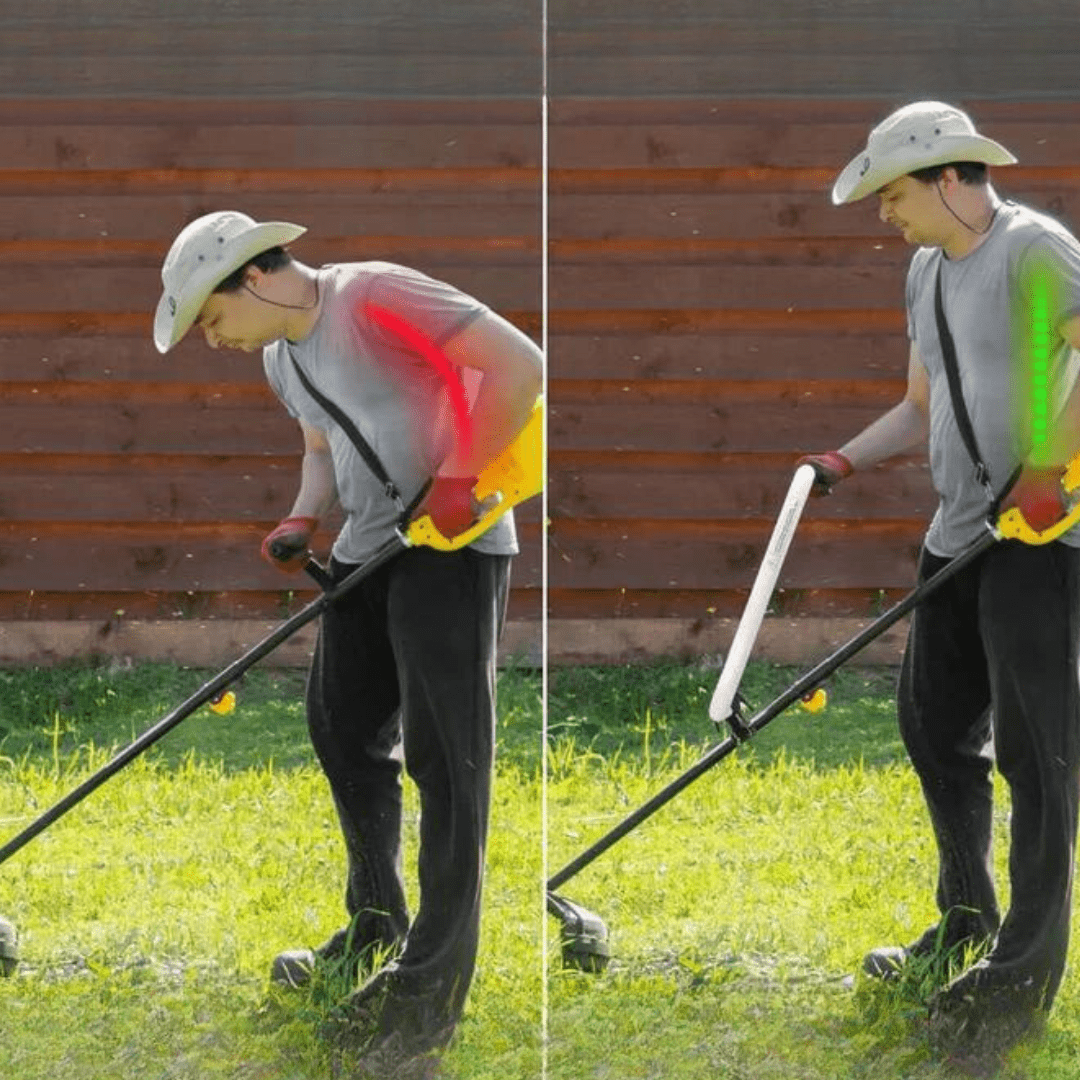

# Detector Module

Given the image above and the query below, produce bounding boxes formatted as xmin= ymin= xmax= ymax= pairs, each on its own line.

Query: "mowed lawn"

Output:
xmin=5 ymin=659 xmax=1080 ymax=1079
xmin=545 ymin=662 xmax=1080 ymax=1080
xmin=0 ymin=662 xmax=542 ymax=1080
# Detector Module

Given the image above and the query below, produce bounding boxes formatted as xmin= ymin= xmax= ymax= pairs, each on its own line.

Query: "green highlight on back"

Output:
xmin=1029 ymin=270 xmax=1052 ymax=461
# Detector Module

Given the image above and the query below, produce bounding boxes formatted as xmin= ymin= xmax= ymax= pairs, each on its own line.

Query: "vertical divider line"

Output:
xmin=540 ymin=0 xmax=550 ymax=1075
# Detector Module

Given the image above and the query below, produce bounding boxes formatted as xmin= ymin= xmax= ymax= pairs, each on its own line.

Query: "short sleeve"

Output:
xmin=905 ymin=247 xmax=934 ymax=344
xmin=1016 ymin=230 xmax=1080 ymax=333
xmin=262 ymin=342 xmax=301 ymax=419
xmin=359 ymin=266 xmax=488 ymax=349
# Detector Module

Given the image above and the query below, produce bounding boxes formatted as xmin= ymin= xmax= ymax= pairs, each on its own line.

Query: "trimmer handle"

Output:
xmin=996 ymin=455 xmax=1080 ymax=544
xmin=405 ymin=396 xmax=544 ymax=552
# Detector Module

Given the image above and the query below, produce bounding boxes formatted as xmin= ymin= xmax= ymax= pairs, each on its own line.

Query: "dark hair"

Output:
xmin=908 ymin=161 xmax=988 ymax=186
xmin=212 ymin=246 xmax=293 ymax=294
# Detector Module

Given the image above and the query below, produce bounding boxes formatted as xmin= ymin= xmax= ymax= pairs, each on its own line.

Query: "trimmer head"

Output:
xmin=0 ymin=915 xmax=18 ymax=977
xmin=547 ymin=892 xmax=610 ymax=973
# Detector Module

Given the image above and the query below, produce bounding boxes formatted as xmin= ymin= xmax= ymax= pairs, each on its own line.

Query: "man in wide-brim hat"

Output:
xmin=800 ymin=101 xmax=1080 ymax=1069
xmin=156 ymin=209 xmax=542 ymax=1071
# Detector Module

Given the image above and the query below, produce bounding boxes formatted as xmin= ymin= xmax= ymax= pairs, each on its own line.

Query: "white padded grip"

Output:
xmin=708 ymin=464 xmax=816 ymax=725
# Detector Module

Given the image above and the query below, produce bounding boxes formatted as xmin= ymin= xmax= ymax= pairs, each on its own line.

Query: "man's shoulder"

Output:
xmin=906 ymin=244 xmax=940 ymax=286
xmin=998 ymin=200 xmax=1080 ymax=251
xmin=324 ymin=260 xmax=433 ymax=291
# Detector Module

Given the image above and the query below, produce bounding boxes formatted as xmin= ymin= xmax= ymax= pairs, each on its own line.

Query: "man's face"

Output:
xmin=876 ymin=175 xmax=945 ymax=246
xmin=195 ymin=286 xmax=281 ymax=352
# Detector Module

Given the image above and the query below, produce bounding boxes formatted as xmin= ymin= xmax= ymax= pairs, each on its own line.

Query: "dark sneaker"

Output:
xmin=271 ymin=926 xmax=396 ymax=989
xmin=0 ymin=917 xmax=18 ymax=978
xmin=326 ymin=964 xmax=455 ymax=1063
xmin=862 ymin=920 xmax=994 ymax=984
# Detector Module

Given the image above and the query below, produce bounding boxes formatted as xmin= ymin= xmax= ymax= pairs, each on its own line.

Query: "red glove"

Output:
xmin=261 ymin=516 xmax=317 ymax=572
xmin=1000 ymin=465 xmax=1067 ymax=533
xmin=413 ymin=476 xmax=478 ymax=539
xmin=795 ymin=451 xmax=854 ymax=497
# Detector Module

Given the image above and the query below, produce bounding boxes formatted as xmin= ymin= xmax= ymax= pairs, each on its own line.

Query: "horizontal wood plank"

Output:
xmin=0 ymin=403 xmax=293 ymax=454
xmin=0 ymin=615 xmax=542 ymax=668
xmin=547 ymin=331 xmax=908 ymax=381
xmin=547 ymin=520 xmax=924 ymax=591
xmin=0 ymin=524 xmax=542 ymax=591
xmin=0 ymin=588 xmax=541 ymax=622
xmin=549 ymin=189 xmax=1080 ymax=241
xmin=0 ymin=191 xmax=540 ymax=244
xmin=548 ymin=262 xmax=906 ymax=310
xmin=546 ymin=587 xmax=911 ymax=620
xmin=549 ymin=460 xmax=934 ymax=520
xmin=547 ymin=45 xmax=1080 ymax=101
xmin=545 ymin=615 xmax=908 ymax=666
xmin=0 ymin=263 xmax=540 ymax=315
xmin=1 ymin=319 xmax=541 ymax=382
xmin=0 ymin=465 xmax=542 ymax=524
xmin=548 ymin=124 xmax=1080 ymax=170
xmin=0 ymin=99 xmax=542 ymax=125
xmin=0 ymin=125 xmax=540 ymax=171
xmin=548 ymin=396 xmax=894 ymax=454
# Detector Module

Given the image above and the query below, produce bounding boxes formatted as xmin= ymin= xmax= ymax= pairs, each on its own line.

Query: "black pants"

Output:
xmin=305 ymin=545 xmax=511 ymax=1037
xmin=898 ymin=539 xmax=1080 ymax=1006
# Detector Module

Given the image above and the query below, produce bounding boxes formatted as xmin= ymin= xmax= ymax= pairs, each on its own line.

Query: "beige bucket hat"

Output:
xmin=832 ymin=101 xmax=1017 ymax=206
xmin=154 ymin=210 xmax=306 ymax=353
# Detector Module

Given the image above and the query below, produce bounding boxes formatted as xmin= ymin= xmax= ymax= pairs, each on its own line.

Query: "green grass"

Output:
xmin=7 ymin=658 xmax=1080 ymax=1078
xmin=546 ymin=661 xmax=1080 ymax=1079
xmin=0 ymin=660 xmax=542 ymax=1079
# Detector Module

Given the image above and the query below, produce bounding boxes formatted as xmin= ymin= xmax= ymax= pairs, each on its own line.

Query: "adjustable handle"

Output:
xmin=404 ymin=396 xmax=544 ymax=552
xmin=709 ymin=463 xmax=816 ymax=726
xmin=996 ymin=452 xmax=1080 ymax=545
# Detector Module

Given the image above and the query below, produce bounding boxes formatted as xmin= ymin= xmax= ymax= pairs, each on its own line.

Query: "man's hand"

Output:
xmin=1000 ymin=465 xmax=1067 ymax=533
xmin=413 ymin=476 xmax=478 ymax=540
xmin=795 ymin=451 xmax=854 ymax=497
xmin=261 ymin=516 xmax=318 ymax=573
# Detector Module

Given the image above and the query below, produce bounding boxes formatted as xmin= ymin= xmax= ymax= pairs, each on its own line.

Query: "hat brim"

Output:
xmin=831 ymin=134 xmax=1018 ymax=206
xmin=154 ymin=221 xmax=306 ymax=353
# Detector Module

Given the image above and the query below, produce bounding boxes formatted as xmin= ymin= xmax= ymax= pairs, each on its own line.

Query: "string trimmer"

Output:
xmin=547 ymin=455 xmax=1080 ymax=970
xmin=0 ymin=398 xmax=542 ymax=977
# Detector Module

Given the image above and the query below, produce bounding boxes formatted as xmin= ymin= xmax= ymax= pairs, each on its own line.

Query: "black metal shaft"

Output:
xmin=546 ymin=527 xmax=998 ymax=893
xmin=0 ymin=535 xmax=405 ymax=869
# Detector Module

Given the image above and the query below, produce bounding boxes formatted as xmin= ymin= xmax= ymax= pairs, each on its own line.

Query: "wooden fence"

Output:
xmin=0 ymin=98 xmax=541 ymax=665
xmin=4 ymin=92 xmax=1080 ymax=666
xmin=546 ymin=98 xmax=1080 ymax=662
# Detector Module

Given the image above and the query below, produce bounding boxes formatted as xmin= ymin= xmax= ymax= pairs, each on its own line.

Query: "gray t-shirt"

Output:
xmin=906 ymin=202 xmax=1080 ymax=557
xmin=264 ymin=261 xmax=518 ymax=564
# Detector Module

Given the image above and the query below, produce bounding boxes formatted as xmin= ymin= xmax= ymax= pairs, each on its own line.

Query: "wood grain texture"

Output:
xmin=547 ymin=4 xmax=1080 ymax=99
xmin=545 ymin=96 xmax=1080 ymax=650
xmin=0 ymin=95 xmax=541 ymax=636
xmin=0 ymin=4 xmax=541 ymax=99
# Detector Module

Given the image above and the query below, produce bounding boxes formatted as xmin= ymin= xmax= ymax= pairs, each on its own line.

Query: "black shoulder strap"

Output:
xmin=933 ymin=263 xmax=999 ymax=506
xmin=288 ymin=352 xmax=428 ymax=519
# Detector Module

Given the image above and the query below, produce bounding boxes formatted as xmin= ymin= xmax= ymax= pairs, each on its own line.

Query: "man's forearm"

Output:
xmin=288 ymin=447 xmax=339 ymax=520
xmin=438 ymin=369 xmax=539 ymax=478
xmin=839 ymin=398 xmax=929 ymax=471
xmin=437 ymin=310 xmax=543 ymax=479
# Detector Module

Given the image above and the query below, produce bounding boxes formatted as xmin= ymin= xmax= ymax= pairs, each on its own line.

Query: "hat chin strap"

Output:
xmin=936 ymin=180 xmax=999 ymax=236
xmin=242 ymin=276 xmax=320 ymax=312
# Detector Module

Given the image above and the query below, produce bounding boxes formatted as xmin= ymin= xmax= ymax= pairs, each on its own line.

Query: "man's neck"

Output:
xmin=941 ymin=191 xmax=1000 ymax=260
xmin=279 ymin=264 xmax=324 ymax=342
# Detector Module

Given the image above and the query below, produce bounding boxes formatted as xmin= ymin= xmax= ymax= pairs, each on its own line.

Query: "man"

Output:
xmin=800 ymin=102 xmax=1080 ymax=1065
xmin=154 ymin=211 xmax=542 ymax=1070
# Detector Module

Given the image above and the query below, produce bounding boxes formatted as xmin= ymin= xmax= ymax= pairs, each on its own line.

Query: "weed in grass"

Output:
xmin=0 ymin=662 xmax=541 ymax=1080
xmin=544 ymin=662 xmax=1080 ymax=1080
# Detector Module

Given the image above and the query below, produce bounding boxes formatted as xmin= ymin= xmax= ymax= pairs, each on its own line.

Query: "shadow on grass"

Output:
xmin=548 ymin=949 xmax=1051 ymax=1080
xmin=0 ymin=660 xmax=542 ymax=775
xmin=548 ymin=660 xmax=908 ymax=771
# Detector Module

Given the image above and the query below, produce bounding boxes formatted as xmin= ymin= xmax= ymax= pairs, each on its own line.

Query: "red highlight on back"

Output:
xmin=364 ymin=302 xmax=473 ymax=461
